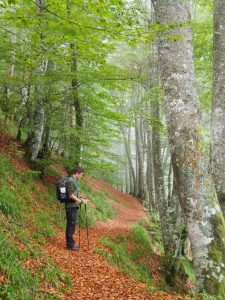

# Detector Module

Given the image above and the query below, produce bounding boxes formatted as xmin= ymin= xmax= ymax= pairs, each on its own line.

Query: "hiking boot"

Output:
xmin=66 ymin=245 xmax=80 ymax=251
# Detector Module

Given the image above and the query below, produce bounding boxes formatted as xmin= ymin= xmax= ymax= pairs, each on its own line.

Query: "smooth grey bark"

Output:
xmin=148 ymin=23 xmax=171 ymax=248
xmin=152 ymin=99 xmax=171 ymax=251
xmin=26 ymin=0 xmax=47 ymax=160
xmin=70 ymin=49 xmax=83 ymax=165
xmin=121 ymin=126 xmax=136 ymax=195
xmin=67 ymin=0 xmax=83 ymax=165
xmin=167 ymin=160 xmax=173 ymax=202
xmin=153 ymin=0 xmax=225 ymax=294
xmin=39 ymin=79 xmax=52 ymax=159
xmin=17 ymin=86 xmax=31 ymax=141
xmin=135 ymin=117 xmax=144 ymax=199
xmin=29 ymin=85 xmax=45 ymax=160
xmin=128 ymin=127 xmax=136 ymax=195
xmin=125 ymin=153 xmax=130 ymax=194
xmin=3 ymin=28 xmax=16 ymax=125
xmin=135 ymin=116 xmax=149 ymax=204
xmin=211 ymin=0 xmax=225 ymax=217
xmin=164 ymin=180 xmax=186 ymax=286
xmin=146 ymin=125 xmax=156 ymax=210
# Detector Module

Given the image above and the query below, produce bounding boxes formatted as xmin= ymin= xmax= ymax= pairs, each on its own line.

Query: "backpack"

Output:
xmin=56 ymin=177 xmax=69 ymax=203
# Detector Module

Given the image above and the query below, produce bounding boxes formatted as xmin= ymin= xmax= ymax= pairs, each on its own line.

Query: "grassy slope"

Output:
xmin=2 ymin=136 xmax=218 ymax=300
xmin=0 ymin=138 xmax=116 ymax=299
xmin=0 ymin=149 xmax=71 ymax=299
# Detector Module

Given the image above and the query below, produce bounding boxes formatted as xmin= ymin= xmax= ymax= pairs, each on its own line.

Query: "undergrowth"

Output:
xmin=199 ymin=294 xmax=225 ymax=300
xmin=0 ymin=152 xmax=72 ymax=299
xmin=95 ymin=225 xmax=156 ymax=291
xmin=0 ymin=144 xmax=117 ymax=299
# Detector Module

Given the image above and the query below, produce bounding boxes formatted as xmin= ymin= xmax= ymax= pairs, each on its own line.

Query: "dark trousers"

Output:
xmin=65 ymin=207 xmax=78 ymax=248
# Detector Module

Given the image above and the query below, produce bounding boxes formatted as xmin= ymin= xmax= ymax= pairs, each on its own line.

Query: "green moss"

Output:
xmin=210 ymin=214 xmax=225 ymax=259
xmin=209 ymin=242 xmax=224 ymax=262
xmin=163 ymin=252 xmax=196 ymax=290
xmin=204 ymin=276 xmax=225 ymax=296
xmin=163 ymin=250 xmax=177 ymax=286
xmin=204 ymin=214 xmax=225 ymax=295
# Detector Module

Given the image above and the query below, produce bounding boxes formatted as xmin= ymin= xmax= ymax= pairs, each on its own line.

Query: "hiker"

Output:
xmin=65 ymin=166 xmax=88 ymax=251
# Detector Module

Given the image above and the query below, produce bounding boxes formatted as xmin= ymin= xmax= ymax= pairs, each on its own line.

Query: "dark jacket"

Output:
xmin=65 ymin=176 xmax=80 ymax=209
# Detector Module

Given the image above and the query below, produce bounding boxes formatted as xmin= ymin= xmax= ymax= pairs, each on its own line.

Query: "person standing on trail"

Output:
xmin=65 ymin=166 xmax=88 ymax=251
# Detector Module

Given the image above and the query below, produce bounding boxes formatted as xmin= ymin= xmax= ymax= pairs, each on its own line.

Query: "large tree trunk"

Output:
xmin=211 ymin=0 xmax=225 ymax=217
xmin=153 ymin=0 xmax=225 ymax=294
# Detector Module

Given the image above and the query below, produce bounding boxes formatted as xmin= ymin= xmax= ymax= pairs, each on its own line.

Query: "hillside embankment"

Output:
xmin=0 ymin=133 xmax=185 ymax=300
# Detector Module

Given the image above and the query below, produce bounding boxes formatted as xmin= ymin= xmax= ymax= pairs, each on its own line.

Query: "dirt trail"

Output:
xmin=44 ymin=178 xmax=183 ymax=300
xmin=89 ymin=178 xmax=146 ymax=231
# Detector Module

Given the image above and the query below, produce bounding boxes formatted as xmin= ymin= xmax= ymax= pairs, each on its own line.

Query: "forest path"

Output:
xmin=89 ymin=177 xmax=146 ymax=230
xmin=44 ymin=177 xmax=184 ymax=300
xmin=0 ymin=134 xmax=186 ymax=299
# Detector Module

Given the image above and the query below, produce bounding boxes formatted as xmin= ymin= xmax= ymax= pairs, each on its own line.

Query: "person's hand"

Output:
xmin=81 ymin=197 xmax=96 ymax=208
xmin=82 ymin=198 xmax=88 ymax=204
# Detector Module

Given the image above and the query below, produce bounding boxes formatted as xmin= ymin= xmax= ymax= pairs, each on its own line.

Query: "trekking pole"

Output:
xmin=78 ymin=204 xmax=81 ymax=248
xmin=84 ymin=204 xmax=89 ymax=250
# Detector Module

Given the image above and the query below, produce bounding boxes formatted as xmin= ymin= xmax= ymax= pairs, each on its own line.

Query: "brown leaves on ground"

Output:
xmin=0 ymin=272 xmax=8 ymax=284
xmin=43 ymin=229 xmax=184 ymax=300
xmin=0 ymin=134 xmax=186 ymax=299
xmin=0 ymin=133 xmax=29 ymax=172
xmin=43 ymin=180 xmax=185 ymax=300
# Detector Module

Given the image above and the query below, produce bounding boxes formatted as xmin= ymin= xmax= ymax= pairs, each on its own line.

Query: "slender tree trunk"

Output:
xmin=164 ymin=176 xmax=186 ymax=286
xmin=148 ymin=20 xmax=170 ymax=244
xmin=39 ymin=96 xmax=52 ymax=159
xmin=3 ymin=28 xmax=16 ymax=126
xmin=125 ymin=154 xmax=130 ymax=194
xmin=152 ymin=98 xmax=171 ymax=251
xmin=71 ymin=50 xmax=83 ymax=165
xmin=141 ymin=122 xmax=150 ymax=205
xmin=67 ymin=0 xmax=83 ymax=166
xmin=25 ymin=0 xmax=47 ymax=160
xmin=17 ymin=86 xmax=31 ymax=141
xmin=146 ymin=125 xmax=156 ymax=210
xmin=135 ymin=117 xmax=144 ymax=199
xmin=153 ymin=0 xmax=225 ymax=294
xmin=211 ymin=0 xmax=225 ymax=217
xmin=28 ymin=88 xmax=45 ymax=160
xmin=167 ymin=160 xmax=173 ymax=202
xmin=121 ymin=126 xmax=136 ymax=196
